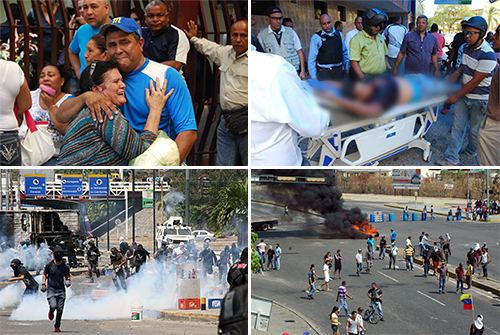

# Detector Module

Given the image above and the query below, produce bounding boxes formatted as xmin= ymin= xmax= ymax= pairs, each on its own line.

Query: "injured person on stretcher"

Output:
xmin=308 ymin=74 xmax=458 ymax=118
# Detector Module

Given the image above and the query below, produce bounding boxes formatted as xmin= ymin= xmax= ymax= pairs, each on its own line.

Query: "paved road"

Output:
xmin=252 ymin=201 xmax=500 ymax=335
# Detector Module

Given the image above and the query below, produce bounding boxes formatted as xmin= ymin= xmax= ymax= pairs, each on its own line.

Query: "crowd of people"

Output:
xmin=3 ymin=235 xmax=246 ymax=332
xmin=254 ymin=228 xmax=492 ymax=334
xmin=250 ymin=5 xmax=499 ymax=166
xmin=0 ymin=0 xmax=248 ymax=166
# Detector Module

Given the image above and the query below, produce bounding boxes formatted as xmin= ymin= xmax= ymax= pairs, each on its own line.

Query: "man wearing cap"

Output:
xmin=393 ymin=15 xmax=439 ymax=77
xmin=438 ymin=16 xmax=496 ymax=166
xmin=69 ymin=0 xmax=110 ymax=78
xmin=58 ymin=17 xmax=197 ymax=164
xmin=257 ymin=6 xmax=306 ymax=80
xmin=383 ymin=15 xmax=407 ymax=75
xmin=185 ymin=19 xmax=248 ymax=166
xmin=41 ymin=246 xmax=71 ymax=332
xmin=142 ymin=0 xmax=190 ymax=74
xmin=349 ymin=8 xmax=391 ymax=80
xmin=308 ymin=14 xmax=349 ymax=81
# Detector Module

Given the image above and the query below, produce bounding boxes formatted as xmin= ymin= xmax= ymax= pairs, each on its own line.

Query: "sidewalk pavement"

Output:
xmin=251 ymin=296 xmax=320 ymax=335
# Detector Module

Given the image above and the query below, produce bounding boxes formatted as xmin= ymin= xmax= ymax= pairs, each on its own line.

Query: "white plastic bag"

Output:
xmin=129 ymin=130 xmax=181 ymax=166
xmin=21 ymin=111 xmax=56 ymax=166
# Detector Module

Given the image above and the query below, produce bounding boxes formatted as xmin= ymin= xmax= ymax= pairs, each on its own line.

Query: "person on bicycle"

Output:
xmin=356 ymin=307 xmax=367 ymax=334
xmin=367 ymin=282 xmax=384 ymax=321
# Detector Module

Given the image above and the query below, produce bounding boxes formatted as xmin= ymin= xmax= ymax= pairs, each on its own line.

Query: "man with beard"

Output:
xmin=41 ymin=247 xmax=71 ymax=332
xmin=8 ymin=258 xmax=39 ymax=298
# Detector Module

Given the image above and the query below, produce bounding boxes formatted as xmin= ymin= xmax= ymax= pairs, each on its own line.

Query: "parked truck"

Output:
xmin=155 ymin=216 xmax=194 ymax=248
xmin=251 ymin=217 xmax=279 ymax=231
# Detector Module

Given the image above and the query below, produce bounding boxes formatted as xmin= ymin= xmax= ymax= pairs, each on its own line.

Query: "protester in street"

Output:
xmin=275 ymin=244 xmax=282 ymax=270
xmin=307 ymin=264 xmax=319 ymax=299
xmin=349 ymin=8 xmax=390 ymax=80
xmin=308 ymin=14 xmax=349 ymax=81
xmin=394 ymin=15 xmax=438 ymax=77
xmin=404 ymin=243 xmax=414 ymax=271
xmin=218 ymin=245 xmax=232 ymax=285
xmin=230 ymin=243 xmax=240 ymax=264
xmin=8 ymin=258 xmax=39 ymax=298
xmin=257 ymin=239 xmax=267 ymax=264
xmin=424 ymin=249 xmax=431 ymax=277
xmin=466 ymin=261 xmax=474 ymax=289
xmin=430 ymin=205 xmax=435 ymax=219
xmin=330 ymin=306 xmax=341 ymax=335
xmin=355 ymin=249 xmax=363 ymax=276
xmin=109 ymin=246 xmax=127 ymax=291
xmin=383 ymin=15 xmax=407 ymax=75
xmin=430 ymin=247 xmax=442 ymax=276
xmin=356 ymin=307 xmax=367 ymax=335
xmin=41 ymin=246 xmax=71 ymax=332
xmin=470 ymin=315 xmax=484 ymax=335
xmin=198 ymin=242 xmax=217 ymax=277
xmin=456 ymin=263 xmax=465 ymax=294
xmin=257 ymin=6 xmax=306 ymax=79
xmin=438 ymin=262 xmax=449 ymax=294
xmin=366 ymin=235 xmax=374 ymax=257
xmin=378 ymin=236 xmax=387 ymax=259
xmin=389 ymin=242 xmax=398 ymax=270
xmin=319 ymin=258 xmax=332 ymax=291
xmin=86 ymin=240 xmax=100 ymax=283
xmin=185 ymin=19 xmax=248 ymax=166
xmin=119 ymin=237 xmax=130 ymax=277
xmin=266 ymin=245 xmax=275 ymax=271
xmin=367 ymin=282 xmax=384 ymax=321
xmin=336 ymin=280 xmax=354 ymax=317
xmin=365 ymin=246 xmax=373 ymax=274
xmin=333 ymin=249 xmax=342 ymax=279
xmin=346 ymin=311 xmax=360 ymax=335
xmin=66 ymin=237 xmax=77 ymax=269
xmin=438 ymin=16 xmax=496 ymax=166
xmin=390 ymin=229 xmax=396 ymax=243
xmin=477 ymin=24 xmax=500 ymax=166
xmin=284 ymin=205 xmax=289 ymax=216
xmin=132 ymin=244 xmax=150 ymax=274
xmin=480 ymin=247 xmax=490 ymax=279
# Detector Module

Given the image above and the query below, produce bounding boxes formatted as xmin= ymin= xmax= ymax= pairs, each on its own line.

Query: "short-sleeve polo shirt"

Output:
xmin=349 ymin=30 xmax=388 ymax=75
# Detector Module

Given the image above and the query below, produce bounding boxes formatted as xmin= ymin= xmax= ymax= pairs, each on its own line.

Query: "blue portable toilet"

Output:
xmin=421 ymin=212 xmax=427 ymax=221
xmin=370 ymin=214 xmax=375 ymax=222
xmin=456 ymin=212 xmax=462 ymax=220
xmin=412 ymin=212 xmax=418 ymax=221
xmin=381 ymin=214 xmax=385 ymax=222
xmin=403 ymin=213 xmax=408 ymax=221
xmin=389 ymin=213 xmax=395 ymax=222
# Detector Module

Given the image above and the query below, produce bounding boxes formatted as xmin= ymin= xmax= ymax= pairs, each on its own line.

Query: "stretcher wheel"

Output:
xmin=423 ymin=150 xmax=432 ymax=162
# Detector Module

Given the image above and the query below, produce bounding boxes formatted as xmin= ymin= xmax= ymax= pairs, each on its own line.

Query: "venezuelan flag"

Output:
xmin=460 ymin=293 xmax=473 ymax=310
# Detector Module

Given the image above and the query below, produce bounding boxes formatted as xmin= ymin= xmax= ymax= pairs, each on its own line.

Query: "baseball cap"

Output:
xmin=267 ymin=6 xmax=282 ymax=16
xmin=100 ymin=17 xmax=142 ymax=38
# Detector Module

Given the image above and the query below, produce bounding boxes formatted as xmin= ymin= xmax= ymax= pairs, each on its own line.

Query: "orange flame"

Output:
xmin=351 ymin=219 xmax=379 ymax=239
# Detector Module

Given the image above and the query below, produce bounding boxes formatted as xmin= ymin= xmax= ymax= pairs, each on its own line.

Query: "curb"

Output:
xmin=158 ymin=309 xmax=219 ymax=323
xmin=251 ymin=294 xmax=321 ymax=335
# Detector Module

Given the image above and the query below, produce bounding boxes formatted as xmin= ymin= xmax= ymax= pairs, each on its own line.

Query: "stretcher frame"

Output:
xmin=302 ymin=94 xmax=447 ymax=166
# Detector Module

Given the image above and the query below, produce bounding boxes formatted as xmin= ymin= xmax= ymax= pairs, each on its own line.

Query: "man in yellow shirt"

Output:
xmin=349 ymin=8 xmax=391 ymax=80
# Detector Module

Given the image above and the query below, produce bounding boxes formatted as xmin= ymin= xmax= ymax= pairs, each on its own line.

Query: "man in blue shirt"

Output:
xmin=308 ymin=14 xmax=349 ymax=81
xmin=69 ymin=0 xmax=110 ymax=77
xmin=393 ymin=15 xmax=439 ymax=77
xmin=58 ymin=17 xmax=197 ymax=163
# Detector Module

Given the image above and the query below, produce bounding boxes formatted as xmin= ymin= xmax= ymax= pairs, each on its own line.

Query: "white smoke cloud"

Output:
xmin=163 ymin=190 xmax=185 ymax=217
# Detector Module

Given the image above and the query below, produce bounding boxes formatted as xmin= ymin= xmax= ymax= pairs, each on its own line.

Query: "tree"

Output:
xmin=209 ymin=180 xmax=248 ymax=234
xmin=486 ymin=6 xmax=500 ymax=31
xmin=430 ymin=5 xmax=475 ymax=33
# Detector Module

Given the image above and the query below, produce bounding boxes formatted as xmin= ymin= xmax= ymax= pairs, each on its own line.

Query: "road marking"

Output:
xmin=377 ymin=271 xmax=399 ymax=282
xmin=417 ymin=290 xmax=446 ymax=306
xmin=486 ymin=326 xmax=500 ymax=335
xmin=469 ymin=287 xmax=496 ymax=300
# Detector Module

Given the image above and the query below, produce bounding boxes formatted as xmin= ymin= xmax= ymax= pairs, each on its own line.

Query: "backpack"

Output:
xmin=227 ymin=261 xmax=248 ymax=290
xmin=218 ymin=283 xmax=248 ymax=335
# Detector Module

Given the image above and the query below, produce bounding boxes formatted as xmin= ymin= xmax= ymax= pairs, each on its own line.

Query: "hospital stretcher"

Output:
xmin=300 ymin=82 xmax=447 ymax=166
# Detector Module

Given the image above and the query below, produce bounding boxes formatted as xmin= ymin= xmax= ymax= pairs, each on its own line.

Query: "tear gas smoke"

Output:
xmin=164 ymin=190 xmax=185 ymax=217
xmin=255 ymin=169 xmax=376 ymax=238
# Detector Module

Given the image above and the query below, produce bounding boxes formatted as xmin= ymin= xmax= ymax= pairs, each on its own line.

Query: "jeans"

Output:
xmin=405 ymin=256 xmax=414 ymax=270
xmin=456 ymin=278 xmax=464 ymax=292
xmin=379 ymin=247 xmax=386 ymax=259
xmin=424 ymin=262 xmax=429 ymax=276
xmin=444 ymin=96 xmax=487 ymax=164
xmin=260 ymin=251 xmax=265 ymax=264
xmin=317 ymin=66 xmax=343 ymax=81
xmin=439 ymin=278 xmax=446 ymax=292
xmin=216 ymin=116 xmax=248 ymax=166
xmin=431 ymin=212 xmax=435 ymax=219
xmin=308 ymin=282 xmax=315 ymax=298
xmin=388 ymin=56 xmax=405 ymax=76
xmin=47 ymin=291 xmax=66 ymax=328
xmin=112 ymin=267 xmax=127 ymax=291
xmin=88 ymin=260 xmax=100 ymax=279
xmin=338 ymin=297 xmax=349 ymax=316
xmin=371 ymin=300 xmax=383 ymax=319
xmin=482 ymin=263 xmax=488 ymax=278
xmin=275 ymin=256 xmax=281 ymax=270
xmin=68 ymin=256 xmax=77 ymax=269
xmin=0 ymin=131 xmax=21 ymax=166
xmin=356 ymin=262 xmax=363 ymax=275
xmin=389 ymin=255 xmax=396 ymax=269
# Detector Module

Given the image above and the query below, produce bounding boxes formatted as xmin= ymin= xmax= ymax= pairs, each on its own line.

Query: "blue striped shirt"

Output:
xmin=462 ymin=40 xmax=497 ymax=100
